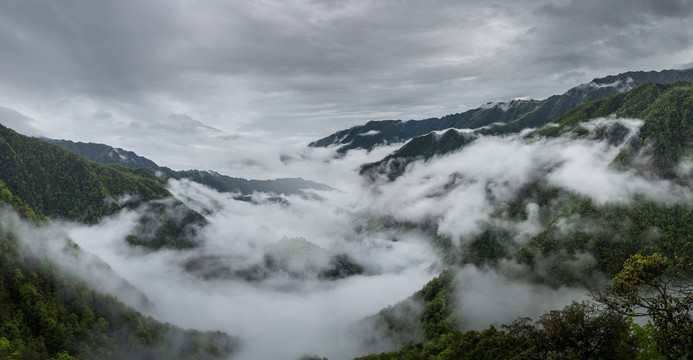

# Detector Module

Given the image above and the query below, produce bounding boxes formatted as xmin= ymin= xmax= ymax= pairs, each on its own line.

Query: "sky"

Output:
xmin=1 ymin=0 xmax=693 ymax=175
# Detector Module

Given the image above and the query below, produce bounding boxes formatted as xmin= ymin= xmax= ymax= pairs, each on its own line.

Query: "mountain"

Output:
xmin=349 ymin=80 xmax=693 ymax=360
xmin=172 ymin=170 xmax=332 ymax=196
xmin=533 ymin=80 xmax=693 ymax=179
xmin=4 ymin=68 xmax=693 ymax=359
xmin=42 ymin=139 xmax=166 ymax=173
xmin=359 ymin=69 xmax=693 ymax=180
xmin=359 ymin=129 xmax=477 ymax=181
xmin=0 ymin=124 xmax=170 ymax=224
xmin=366 ymin=80 xmax=693 ymax=275
xmin=312 ymin=68 xmax=693 ymax=156
xmin=44 ymin=138 xmax=332 ymax=196
xmin=309 ymin=98 xmax=543 ymax=154
xmin=0 ymin=123 xmax=206 ymax=250
xmin=0 ymin=182 xmax=237 ymax=360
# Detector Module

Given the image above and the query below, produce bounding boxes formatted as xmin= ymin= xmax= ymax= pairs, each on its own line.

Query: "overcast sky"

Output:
xmin=1 ymin=0 xmax=693 ymax=171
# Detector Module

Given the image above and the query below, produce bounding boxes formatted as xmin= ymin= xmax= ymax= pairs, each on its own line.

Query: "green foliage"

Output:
xmin=359 ymin=70 xmax=693 ymax=181
xmin=0 ymin=125 xmax=211 ymax=250
xmin=362 ymin=181 xmax=693 ymax=357
xmin=533 ymin=81 xmax=693 ymax=179
xmin=515 ymin=194 xmax=693 ymax=285
xmin=125 ymin=199 xmax=207 ymax=250
xmin=0 ymin=124 xmax=171 ymax=223
xmin=357 ymin=299 xmax=637 ymax=360
xmin=359 ymin=131 xmax=476 ymax=180
xmin=0 ymin=180 xmax=42 ymax=223
xmin=310 ymin=98 xmax=543 ymax=154
xmin=418 ymin=270 xmax=458 ymax=339
xmin=536 ymin=301 xmax=637 ymax=359
xmin=595 ymin=252 xmax=693 ymax=359
xmin=626 ymin=317 xmax=664 ymax=360
xmin=320 ymin=253 xmax=364 ymax=280
xmin=0 ymin=198 xmax=237 ymax=359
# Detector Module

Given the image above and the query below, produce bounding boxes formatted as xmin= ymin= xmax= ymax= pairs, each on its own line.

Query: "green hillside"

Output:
xmin=0 ymin=124 xmax=170 ymax=224
xmin=350 ymin=81 xmax=693 ymax=359
xmin=360 ymin=130 xmax=476 ymax=180
xmin=0 ymin=124 xmax=208 ymax=250
xmin=361 ymin=79 xmax=693 ymax=181
xmin=0 ymin=183 xmax=236 ymax=360
xmin=310 ymin=99 xmax=542 ymax=154
xmin=534 ymin=81 xmax=693 ymax=179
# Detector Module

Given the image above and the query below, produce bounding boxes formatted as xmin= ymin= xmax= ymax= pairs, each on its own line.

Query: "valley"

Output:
xmin=2 ymin=69 xmax=693 ymax=359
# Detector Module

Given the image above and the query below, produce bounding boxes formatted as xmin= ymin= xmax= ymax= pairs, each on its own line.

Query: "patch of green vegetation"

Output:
xmin=0 ymin=185 xmax=236 ymax=359
xmin=0 ymin=124 xmax=170 ymax=224
xmin=532 ymin=81 xmax=693 ymax=178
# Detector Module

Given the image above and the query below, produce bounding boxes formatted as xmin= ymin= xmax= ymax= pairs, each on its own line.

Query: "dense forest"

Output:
xmin=0 ymin=181 xmax=237 ymax=359
xmin=0 ymin=124 xmax=170 ymax=224
xmin=357 ymin=252 xmax=693 ymax=360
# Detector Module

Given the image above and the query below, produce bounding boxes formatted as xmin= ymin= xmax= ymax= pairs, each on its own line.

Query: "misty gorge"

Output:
xmin=3 ymin=2 xmax=693 ymax=359
xmin=3 ymin=70 xmax=693 ymax=359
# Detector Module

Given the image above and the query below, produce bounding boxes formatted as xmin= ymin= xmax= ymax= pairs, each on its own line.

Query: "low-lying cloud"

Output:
xmin=10 ymin=117 xmax=693 ymax=359
xmin=454 ymin=264 xmax=589 ymax=330
xmin=368 ymin=118 xmax=692 ymax=245
xmin=62 ymin=146 xmax=440 ymax=360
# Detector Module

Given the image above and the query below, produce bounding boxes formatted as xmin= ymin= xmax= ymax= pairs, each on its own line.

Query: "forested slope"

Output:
xmin=0 ymin=124 xmax=170 ymax=224
xmin=350 ymin=80 xmax=693 ymax=360
xmin=0 ymin=182 xmax=236 ymax=360
xmin=534 ymin=80 xmax=693 ymax=178
xmin=362 ymin=79 xmax=693 ymax=181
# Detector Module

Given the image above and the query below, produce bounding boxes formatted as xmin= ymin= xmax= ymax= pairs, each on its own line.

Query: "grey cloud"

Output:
xmin=529 ymin=0 xmax=693 ymax=69
xmin=454 ymin=264 xmax=588 ymax=329
xmin=0 ymin=106 xmax=43 ymax=136
xmin=0 ymin=2 xmax=180 ymax=96
xmin=1 ymin=0 xmax=692 ymax=148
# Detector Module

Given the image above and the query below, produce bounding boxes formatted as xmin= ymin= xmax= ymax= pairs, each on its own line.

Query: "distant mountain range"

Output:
xmin=43 ymin=138 xmax=332 ymax=196
xmin=312 ymin=69 xmax=693 ymax=155
xmin=324 ymin=68 xmax=693 ymax=180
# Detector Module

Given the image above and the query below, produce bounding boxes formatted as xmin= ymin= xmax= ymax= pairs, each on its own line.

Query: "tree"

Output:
xmin=536 ymin=300 xmax=637 ymax=360
xmin=594 ymin=253 xmax=693 ymax=359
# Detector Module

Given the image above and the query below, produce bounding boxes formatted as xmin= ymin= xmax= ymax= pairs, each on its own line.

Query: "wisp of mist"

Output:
xmin=66 ymin=143 xmax=439 ymax=360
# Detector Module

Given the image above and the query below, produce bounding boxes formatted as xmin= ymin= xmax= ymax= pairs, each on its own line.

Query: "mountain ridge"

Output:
xmin=312 ymin=68 xmax=693 ymax=157
xmin=358 ymin=70 xmax=693 ymax=181
xmin=43 ymin=138 xmax=333 ymax=197
xmin=0 ymin=123 xmax=171 ymax=224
